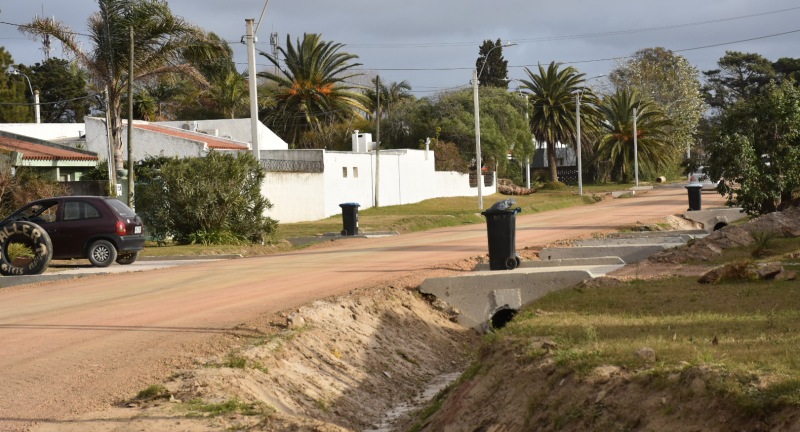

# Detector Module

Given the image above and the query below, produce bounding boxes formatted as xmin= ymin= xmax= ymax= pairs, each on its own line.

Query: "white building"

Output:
xmin=0 ymin=121 xmax=495 ymax=224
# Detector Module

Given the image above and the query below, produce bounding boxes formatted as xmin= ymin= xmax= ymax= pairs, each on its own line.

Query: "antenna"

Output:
xmin=270 ymin=32 xmax=279 ymax=74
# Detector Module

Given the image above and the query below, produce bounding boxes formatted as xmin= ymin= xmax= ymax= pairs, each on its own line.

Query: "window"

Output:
xmin=63 ymin=201 xmax=102 ymax=221
xmin=22 ymin=202 xmax=58 ymax=224
xmin=342 ymin=167 xmax=348 ymax=178
xmin=353 ymin=167 xmax=359 ymax=178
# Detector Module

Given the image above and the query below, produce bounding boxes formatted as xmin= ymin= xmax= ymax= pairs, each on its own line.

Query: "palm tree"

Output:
xmin=520 ymin=62 xmax=595 ymax=182
xmin=364 ymin=78 xmax=414 ymax=118
xmin=20 ymin=0 xmax=222 ymax=173
xmin=258 ymin=33 xmax=369 ymax=147
xmin=595 ymin=89 xmax=673 ymax=183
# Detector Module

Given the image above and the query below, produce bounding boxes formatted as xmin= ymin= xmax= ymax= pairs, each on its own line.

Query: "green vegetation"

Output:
xmin=478 ymin=237 xmax=800 ymax=413
xmin=135 ymin=384 xmax=170 ymax=401
xmin=181 ymin=398 xmax=272 ymax=417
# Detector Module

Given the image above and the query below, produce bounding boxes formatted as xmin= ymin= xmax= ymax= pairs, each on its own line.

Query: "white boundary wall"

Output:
xmin=261 ymin=148 xmax=496 ymax=223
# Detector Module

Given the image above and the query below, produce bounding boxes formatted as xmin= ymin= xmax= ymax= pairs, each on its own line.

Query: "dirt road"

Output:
xmin=0 ymin=187 xmax=727 ymax=431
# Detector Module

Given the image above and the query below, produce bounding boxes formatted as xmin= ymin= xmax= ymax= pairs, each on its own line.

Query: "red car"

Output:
xmin=0 ymin=196 xmax=145 ymax=270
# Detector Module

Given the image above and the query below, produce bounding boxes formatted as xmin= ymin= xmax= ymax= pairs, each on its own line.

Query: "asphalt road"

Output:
xmin=0 ymin=187 xmax=728 ymax=431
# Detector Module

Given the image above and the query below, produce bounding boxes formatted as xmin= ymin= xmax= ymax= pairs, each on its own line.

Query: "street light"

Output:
xmin=8 ymin=69 xmax=41 ymax=124
xmin=473 ymin=41 xmax=517 ymax=209
xmin=575 ymin=74 xmax=605 ymax=196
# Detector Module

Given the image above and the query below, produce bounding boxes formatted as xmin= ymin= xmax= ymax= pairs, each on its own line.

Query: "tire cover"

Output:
xmin=0 ymin=221 xmax=53 ymax=276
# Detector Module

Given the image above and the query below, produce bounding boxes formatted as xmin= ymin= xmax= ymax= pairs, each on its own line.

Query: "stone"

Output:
xmin=287 ymin=313 xmax=306 ymax=329
xmin=757 ymin=262 xmax=783 ymax=280
xmin=636 ymin=347 xmax=656 ymax=362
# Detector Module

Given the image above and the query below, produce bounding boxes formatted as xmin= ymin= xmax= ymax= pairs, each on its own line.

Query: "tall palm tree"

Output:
xmin=364 ymin=78 xmax=414 ymax=118
xmin=20 ymin=0 xmax=222 ymax=173
xmin=520 ymin=62 xmax=595 ymax=182
xmin=258 ymin=33 xmax=369 ymax=147
xmin=596 ymin=89 xmax=673 ymax=183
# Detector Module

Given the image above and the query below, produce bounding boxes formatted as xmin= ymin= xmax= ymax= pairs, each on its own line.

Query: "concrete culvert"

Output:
xmin=713 ymin=222 xmax=728 ymax=231
xmin=490 ymin=308 xmax=518 ymax=330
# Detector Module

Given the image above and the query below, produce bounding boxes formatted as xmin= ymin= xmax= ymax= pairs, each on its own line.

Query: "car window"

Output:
xmin=105 ymin=198 xmax=137 ymax=218
xmin=63 ymin=201 xmax=102 ymax=221
xmin=19 ymin=202 xmax=58 ymax=224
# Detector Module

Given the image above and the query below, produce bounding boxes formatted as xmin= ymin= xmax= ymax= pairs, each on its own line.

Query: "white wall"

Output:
xmin=0 ymin=123 xmax=85 ymax=141
xmin=261 ymin=148 xmax=496 ymax=223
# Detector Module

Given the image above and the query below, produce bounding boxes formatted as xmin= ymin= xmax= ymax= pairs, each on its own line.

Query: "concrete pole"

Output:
xmin=375 ymin=75 xmax=381 ymax=207
xmin=246 ymin=19 xmax=260 ymax=162
xmin=576 ymin=94 xmax=583 ymax=196
xmin=127 ymin=26 xmax=135 ymax=208
xmin=473 ymin=68 xmax=483 ymax=210
xmin=633 ymin=107 xmax=639 ymax=187
xmin=33 ymin=90 xmax=41 ymax=124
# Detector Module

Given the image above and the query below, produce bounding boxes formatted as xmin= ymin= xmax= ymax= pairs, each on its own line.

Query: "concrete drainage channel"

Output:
xmin=420 ymin=229 xmax=712 ymax=332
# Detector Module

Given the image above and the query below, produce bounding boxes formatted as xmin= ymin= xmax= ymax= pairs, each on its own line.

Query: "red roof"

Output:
xmin=134 ymin=123 xmax=249 ymax=151
xmin=0 ymin=135 xmax=97 ymax=161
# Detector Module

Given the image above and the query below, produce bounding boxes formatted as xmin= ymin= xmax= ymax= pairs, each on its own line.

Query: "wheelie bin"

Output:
xmin=481 ymin=199 xmax=522 ymax=270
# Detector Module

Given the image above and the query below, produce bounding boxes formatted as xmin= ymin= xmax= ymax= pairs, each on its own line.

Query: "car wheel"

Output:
xmin=116 ymin=251 xmax=139 ymax=265
xmin=87 ymin=240 xmax=117 ymax=267
xmin=0 ymin=221 xmax=53 ymax=276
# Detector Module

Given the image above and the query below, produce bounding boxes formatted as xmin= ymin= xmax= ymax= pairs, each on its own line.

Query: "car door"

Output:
xmin=49 ymin=199 xmax=107 ymax=259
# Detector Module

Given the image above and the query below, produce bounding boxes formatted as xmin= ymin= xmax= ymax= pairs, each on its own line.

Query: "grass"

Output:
xmin=496 ymin=269 xmax=800 ymax=411
xmin=181 ymin=398 xmax=272 ymax=417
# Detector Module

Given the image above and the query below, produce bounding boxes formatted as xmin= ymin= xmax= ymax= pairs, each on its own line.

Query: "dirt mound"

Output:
xmin=46 ymin=285 xmax=478 ymax=431
xmin=647 ymin=206 xmax=800 ymax=265
xmin=416 ymin=338 xmax=800 ymax=432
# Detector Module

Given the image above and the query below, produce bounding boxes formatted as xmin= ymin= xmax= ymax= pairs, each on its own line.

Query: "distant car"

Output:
xmin=0 ymin=196 xmax=145 ymax=268
xmin=688 ymin=167 xmax=720 ymax=191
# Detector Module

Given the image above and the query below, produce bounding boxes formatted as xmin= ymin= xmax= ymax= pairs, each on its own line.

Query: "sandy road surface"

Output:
xmin=0 ymin=187 xmax=726 ymax=431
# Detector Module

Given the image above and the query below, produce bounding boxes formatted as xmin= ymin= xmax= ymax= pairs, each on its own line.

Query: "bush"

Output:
xmin=0 ymin=163 xmax=68 ymax=218
xmin=135 ymin=152 xmax=277 ymax=245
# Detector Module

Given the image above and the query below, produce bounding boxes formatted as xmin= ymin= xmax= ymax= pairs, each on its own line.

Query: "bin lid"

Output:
xmin=685 ymin=182 xmax=703 ymax=188
xmin=339 ymin=202 xmax=360 ymax=207
xmin=482 ymin=198 xmax=521 ymax=215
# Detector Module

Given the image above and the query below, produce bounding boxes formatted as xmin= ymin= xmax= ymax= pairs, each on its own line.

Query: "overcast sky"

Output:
xmin=1 ymin=1 xmax=799 ymax=96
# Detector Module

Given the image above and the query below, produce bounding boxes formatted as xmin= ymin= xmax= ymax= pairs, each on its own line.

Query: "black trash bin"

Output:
xmin=481 ymin=199 xmax=522 ymax=270
xmin=339 ymin=202 xmax=360 ymax=236
xmin=685 ymin=183 xmax=702 ymax=211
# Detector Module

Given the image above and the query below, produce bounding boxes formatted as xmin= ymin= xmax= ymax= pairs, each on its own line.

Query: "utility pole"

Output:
xmin=633 ymin=107 xmax=639 ymax=188
xmin=246 ymin=19 xmax=260 ymax=163
xmin=127 ymin=26 xmax=135 ymax=207
xmin=375 ymin=76 xmax=381 ymax=207
xmin=472 ymin=68 xmax=483 ymax=209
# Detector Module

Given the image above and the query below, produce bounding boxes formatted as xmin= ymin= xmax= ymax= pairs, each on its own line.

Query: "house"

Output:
xmin=0 ymin=121 xmax=495 ymax=224
xmin=0 ymin=130 xmax=98 ymax=181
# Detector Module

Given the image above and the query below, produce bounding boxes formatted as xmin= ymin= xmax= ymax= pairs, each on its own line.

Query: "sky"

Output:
xmin=1 ymin=0 xmax=799 ymax=97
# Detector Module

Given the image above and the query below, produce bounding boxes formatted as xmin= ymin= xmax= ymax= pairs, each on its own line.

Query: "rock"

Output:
xmin=431 ymin=298 xmax=448 ymax=311
xmin=287 ymin=313 xmax=306 ymax=329
xmin=689 ymin=377 xmax=707 ymax=395
xmin=636 ymin=347 xmax=656 ymax=362
xmin=590 ymin=365 xmax=621 ymax=384
xmin=757 ymin=262 xmax=783 ymax=280
xmin=776 ymin=269 xmax=798 ymax=281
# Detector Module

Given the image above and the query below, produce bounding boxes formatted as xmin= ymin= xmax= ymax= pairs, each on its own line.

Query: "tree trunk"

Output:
xmin=547 ymin=141 xmax=559 ymax=182
xmin=109 ymin=89 xmax=124 ymax=175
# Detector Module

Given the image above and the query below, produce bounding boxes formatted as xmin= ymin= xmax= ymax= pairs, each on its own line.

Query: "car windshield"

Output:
xmin=105 ymin=198 xmax=137 ymax=218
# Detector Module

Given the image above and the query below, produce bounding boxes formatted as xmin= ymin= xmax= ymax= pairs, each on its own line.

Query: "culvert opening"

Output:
xmin=490 ymin=308 xmax=518 ymax=329
xmin=713 ymin=222 xmax=728 ymax=231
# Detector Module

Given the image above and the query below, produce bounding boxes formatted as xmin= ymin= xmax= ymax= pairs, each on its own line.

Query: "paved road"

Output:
xmin=0 ymin=187 xmax=727 ymax=431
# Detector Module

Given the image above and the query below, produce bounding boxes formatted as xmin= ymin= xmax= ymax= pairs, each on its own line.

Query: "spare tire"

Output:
xmin=0 ymin=221 xmax=53 ymax=276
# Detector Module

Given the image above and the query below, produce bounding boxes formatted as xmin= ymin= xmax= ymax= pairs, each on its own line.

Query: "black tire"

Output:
xmin=87 ymin=240 xmax=117 ymax=267
xmin=116 ymin=251 xmax=139 ymax=265
xmin=0 ymin=221 xmax=53 ymax=276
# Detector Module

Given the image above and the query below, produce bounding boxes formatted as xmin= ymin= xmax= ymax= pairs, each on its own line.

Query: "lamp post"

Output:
xmin=9 ymin=69 xmax=40 ymax=123
xmin=575 ymin=74 xmax=604 ymax=196
xmin=473 ymin=41 xmax=516 ymax=209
